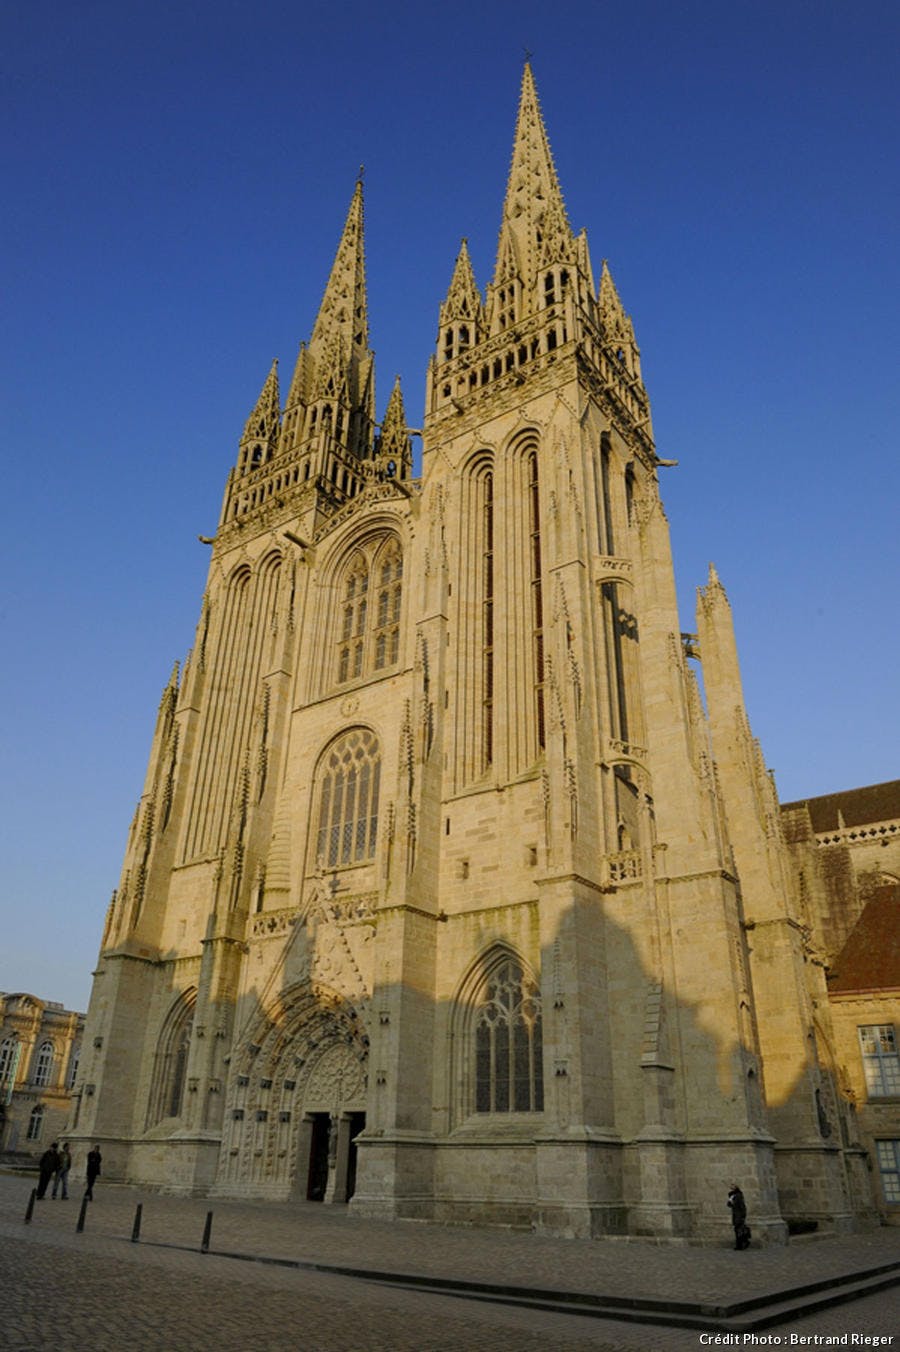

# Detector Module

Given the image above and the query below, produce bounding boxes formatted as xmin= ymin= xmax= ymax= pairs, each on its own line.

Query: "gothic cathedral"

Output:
xmin=69 ymin=68 xmax=876 ymax=1240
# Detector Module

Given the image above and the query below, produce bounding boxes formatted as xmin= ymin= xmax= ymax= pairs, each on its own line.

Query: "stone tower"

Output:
xmin=69 ymin=67 xmax=870 ymax=1239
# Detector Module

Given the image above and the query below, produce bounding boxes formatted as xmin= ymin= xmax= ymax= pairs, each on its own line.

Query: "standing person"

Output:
xmin=727 ymin=1183 xmax=750 ymax=1249
xmin=52 ymin=1141 xmax=71 ymax=1199
xmin=36 ymin=1142 xmax=60 ymax=1199
xmin=85 ymin=1145 xmax=102 ymax=1201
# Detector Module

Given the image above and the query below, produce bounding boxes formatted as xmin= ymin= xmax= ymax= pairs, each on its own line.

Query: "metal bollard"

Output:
xmin=200 ymin=1210 xmax=213 ymax=1253
xmin=131 ymin=1202 xmax=143 ymax=1243
xmin=76 ymin=1195 xmax=89 ymax=1233
xmin=24 ymin=1188 xmax=36 ymax=1224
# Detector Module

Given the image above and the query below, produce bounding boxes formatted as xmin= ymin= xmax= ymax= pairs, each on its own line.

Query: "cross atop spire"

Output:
xmin=309 ymin=178 xmax=369 ymax=366
xmin=492 ymin=62 xmax=573 ymax=294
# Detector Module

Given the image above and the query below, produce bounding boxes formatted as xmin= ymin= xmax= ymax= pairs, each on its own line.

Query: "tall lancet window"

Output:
xmin=316 ymin=729 xmax=381 ymax=869
xmin=474 ymin=955 xmax=544 ymax=1114
xmin=337 ymin=555 xmax=369 ymax=683
xmin=482 ymin=471 xmax=495 ymax=771
xmin=373 ymin=541 xmax=403 ymax=671
xmin=528 ymin=452 xmax=545 ymax=750
xmin=147 ymin=992 xmax=196 ymax=1127
xmin=335 ymin=537 xmax=403 ymax=686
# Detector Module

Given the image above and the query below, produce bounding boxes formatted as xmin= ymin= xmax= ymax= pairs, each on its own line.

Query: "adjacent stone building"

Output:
xmin=1 ymin=993 xmax=83 ymax=1162
xmin=781 ymin=783 xmax=900 ymax=1224
xmin=68 ymin=67 xmax=894 ymax=1240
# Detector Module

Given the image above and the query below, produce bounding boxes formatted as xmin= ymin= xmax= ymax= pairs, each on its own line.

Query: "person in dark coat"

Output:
xmin=85 ymin=1145 xmax=102 ymax=1200
xmin=36 ymin=1142 xmax=60 ymax=1199
xmin=727 ymin=1183 xmax=749 ymax=1249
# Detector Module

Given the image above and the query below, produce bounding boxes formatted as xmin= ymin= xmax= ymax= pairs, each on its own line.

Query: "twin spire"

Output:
xmin=493 ymin=62 xmax=574 ymax=291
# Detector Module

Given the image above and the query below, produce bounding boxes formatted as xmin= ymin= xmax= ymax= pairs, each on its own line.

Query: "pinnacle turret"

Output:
xmin=238 ymin=359 xmax=281 ymax=471
xmin=438 ymin=240 xmax=484 ymax=362
xmin=375 ymin=376 xmax=412 ymax=481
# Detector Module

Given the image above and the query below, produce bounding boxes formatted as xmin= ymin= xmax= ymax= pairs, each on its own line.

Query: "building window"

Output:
xmin=33 ymin=1041 xmax=54 ymax=1088
xmin=859 ymin=1025 xmax=900 ymax=1097
xmin=336 ymin=538 xmax=403 ymax=685
xmin=528 ymin=452 xmax=545 ymax=751
xmin=474 ymin=956 xmax=544 ymax=1114
xmin=481 ymin=469 xmax=495 ymax=771
xmin=27 ymin=1105 xmax=44 ymax=1141
xmin=373 ymin=541 xmax=403 ymax=671
xmin=315 ymin=728 xmax=381 ymax=869
xmin=67 ymin=1045 xmax=81 ymax=1089
xmin=0 ymin=1037 xmax=19 ymax=1093
xmin=876 ymin=1140 xmax=900 ymax=1204
xmin=147 ymin=993 xmax=196 ymax=1127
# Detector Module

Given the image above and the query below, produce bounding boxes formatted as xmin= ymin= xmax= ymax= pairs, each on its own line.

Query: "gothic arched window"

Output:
xmin=33 ymin=1040 xmax=54 ymax=1088
xmin=315 ymin=729 xmax=381 ymax=869
xmin=473 ymin=956 xmax=544 ymax=1114
xmin=147 ymin=993 xmax=195 ymax=1127
xmin=334 ymin=537 xmax=403 ymax=685
xmin=373 ymin=541 xmax=403 ymax=671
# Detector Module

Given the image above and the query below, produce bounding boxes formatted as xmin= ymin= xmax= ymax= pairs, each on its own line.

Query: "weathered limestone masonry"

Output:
xmin=68 ymin=67 xmax=884 ymax=1240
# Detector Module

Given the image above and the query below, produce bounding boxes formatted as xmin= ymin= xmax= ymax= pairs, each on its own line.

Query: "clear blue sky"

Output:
xmin=2 ymin=0 xmax=898 ymax=1011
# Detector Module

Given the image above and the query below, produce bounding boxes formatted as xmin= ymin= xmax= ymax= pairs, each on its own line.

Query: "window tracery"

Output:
xmin=471 ymin=955 xmax=544 ymax=1115
xmin=334 ymin=537 xmax=403 ymax=685
xmin=315 ymin=728 xmax=381 ymax=869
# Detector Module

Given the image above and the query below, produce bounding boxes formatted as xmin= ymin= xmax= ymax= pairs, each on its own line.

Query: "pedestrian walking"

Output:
xmin=727 ymin=1183 xmax=750 ymax=1249
xmin=36 ymin=1142 xmax=60 ymax=1199
xmin=85 ymin=1145 xmax=102 ymax=1201
xmin=52 ymin=1142 xmax=71 ymax=1199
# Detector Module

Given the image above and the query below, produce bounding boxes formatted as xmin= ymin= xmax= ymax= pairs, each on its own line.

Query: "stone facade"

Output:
xmin=1 ymin=993 xmax=84 ymax=1162
xmin=68 ymin=67 xmax=891 ymax=1241
xmin=781 ymin=783 xmax=900 ymax=1225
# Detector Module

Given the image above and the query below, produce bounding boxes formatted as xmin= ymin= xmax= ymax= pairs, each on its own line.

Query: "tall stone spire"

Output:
xmin=491 ymin=63 xmax=574 ymax=296
xmin=309 ymin=177 xmax=368 ymax=367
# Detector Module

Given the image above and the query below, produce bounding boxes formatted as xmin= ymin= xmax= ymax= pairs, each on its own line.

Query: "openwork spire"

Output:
xmin=492 ymin=63 xmax=574 ymax=293
xmin=309 ymin=177 xmax=368 ymax=365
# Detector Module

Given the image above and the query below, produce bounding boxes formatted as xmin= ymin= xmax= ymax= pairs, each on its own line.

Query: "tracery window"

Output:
xmin=373 ymin=541 xmax=403 ymax=671
xmin=335 ymin=538 xmax=403 ymax=685
xmin=27 ymin=1105 xmax=44 ymax=1141
xmin=147 ymin=994 xmax=195 ymax=1127
xmin=859 ymin=1025 xmax=900 ymax=1097
xmin=33 ymin=1040 xmax=54 ymax=1088
xmin=474 ymin=956 xmax=543 ymax=1114
xmin=315 ymin=728 xmax=381 ymax=869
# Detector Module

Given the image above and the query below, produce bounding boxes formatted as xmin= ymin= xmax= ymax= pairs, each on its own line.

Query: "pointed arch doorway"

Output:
xmin=293 ymin=1039 xmax=367 ymax=1203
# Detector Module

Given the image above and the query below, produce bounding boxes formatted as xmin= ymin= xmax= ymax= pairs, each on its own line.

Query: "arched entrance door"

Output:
xmin=296 ymin=1040 xmax=367 ymax=1202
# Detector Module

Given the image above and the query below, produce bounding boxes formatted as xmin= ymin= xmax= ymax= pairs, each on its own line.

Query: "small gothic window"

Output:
xmin=316 ymin=728 xmax=381 ymax=869
xmin=474 ymin=957 xmax=544 ymax=1114
xmin=33 ymin=1040 xmax=54 ymax=1088
xmin=27 ymin=1105 xmax=44 ymax=1141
